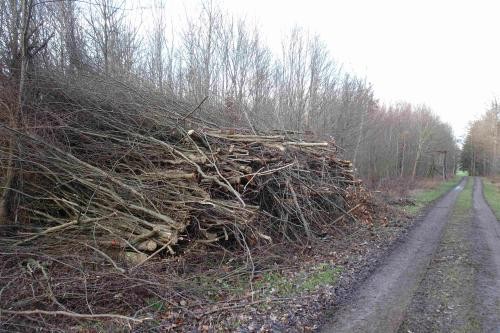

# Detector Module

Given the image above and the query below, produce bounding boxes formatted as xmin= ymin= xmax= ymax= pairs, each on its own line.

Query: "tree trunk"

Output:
xmin=352 ymin=107 xmax=366 ymax=166
xmin=412 ymin=140 xmax=424 ymax=180
xmin=399 ymin=136 xmax=406 ymax=178
xmin=0 ymin=132 xmax=15 ymax=223
xmin=0 ymin=0 xmax=31 ymax=224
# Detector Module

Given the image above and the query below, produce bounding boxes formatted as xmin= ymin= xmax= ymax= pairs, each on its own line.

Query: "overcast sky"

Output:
xmin=141 ymin=0 xmax=500 ymax=138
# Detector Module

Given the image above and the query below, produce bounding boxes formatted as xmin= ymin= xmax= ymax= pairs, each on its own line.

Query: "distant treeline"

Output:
xmin=461 ymin=103 xmax=500 ymax=176
xmin=0 ymin=0 xmax=457 ymax=182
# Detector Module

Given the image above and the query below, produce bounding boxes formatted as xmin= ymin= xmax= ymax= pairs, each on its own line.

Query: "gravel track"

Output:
xmin=322 ymin=176 xmax=500 ymax=333
xmin=321 ymin=177 xmax=467 ymax=332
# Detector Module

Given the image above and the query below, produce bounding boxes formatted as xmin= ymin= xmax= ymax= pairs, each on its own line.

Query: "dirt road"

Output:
xmin=321 ymin=177 xmax=500 ymax=333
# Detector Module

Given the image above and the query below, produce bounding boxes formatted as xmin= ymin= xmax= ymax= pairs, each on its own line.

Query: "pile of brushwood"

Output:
xmin=1 ymin=72 xmax=373 ymax=254
xmin=0 ymin=71 xmax=375 ymax=329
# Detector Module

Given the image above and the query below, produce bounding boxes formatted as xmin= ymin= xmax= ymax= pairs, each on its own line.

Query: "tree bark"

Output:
xmin=0 ymin=0 xmax=31 ymax=224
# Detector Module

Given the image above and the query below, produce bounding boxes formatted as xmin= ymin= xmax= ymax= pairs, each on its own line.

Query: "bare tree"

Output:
xmin=85 ymin=0 xmax=140 ymax=76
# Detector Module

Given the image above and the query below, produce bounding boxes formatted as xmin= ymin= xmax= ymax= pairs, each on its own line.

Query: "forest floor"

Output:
xmin=321 ymin=176 xmax=500 ymax=333
xmin=1 ymin=176 xmax=472 ymax=332
xmin=149 ymin=176 xmax=465 ymax=332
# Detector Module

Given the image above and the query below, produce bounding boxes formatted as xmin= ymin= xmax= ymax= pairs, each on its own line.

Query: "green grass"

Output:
xmin=170 ymin=261 xmax=343 ymax=307
xmin=404 ymin=175 xmax=464 ymax=215
xmin=146 ymin=297 xmax=165 ymax=311
xmin=482 ymin=178 xmax=500 ymax=220
xmin=300 ymin=263 xmax=343 ymax=292
xmin=400 ymin=178 xmax=478 ymax=332
xmin=454 ymin=177 xmax=473 ymax=213
xmin=425 ymin=176 xmax=479 ymax=332
xmin=255 ymin=271 xmax=295 ymax=296
xmin=255 ymin=263 xmax=343 ymax=296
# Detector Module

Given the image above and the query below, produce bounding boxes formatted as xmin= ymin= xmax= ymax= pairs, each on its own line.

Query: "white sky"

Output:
xmin=138 ymin=0 xmax=500 ymax=138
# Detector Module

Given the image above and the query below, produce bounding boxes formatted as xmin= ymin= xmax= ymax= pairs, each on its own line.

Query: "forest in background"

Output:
xmin=461 ymin=103 xmax=500 ymax=176
xmin=0 ymin=0 xmax=458 ymax=184
xmin=4 ymin=1 xmax=495 ymax=331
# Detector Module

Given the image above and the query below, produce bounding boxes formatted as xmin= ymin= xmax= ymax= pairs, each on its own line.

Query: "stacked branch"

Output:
xmin=0 ymin=72 xmax=373 ymax=256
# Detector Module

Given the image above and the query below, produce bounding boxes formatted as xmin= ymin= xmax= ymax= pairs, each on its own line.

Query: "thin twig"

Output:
xmin=0 ymin=309 xmax=151 ymax=323
xmin=180 ymin=96 xmax=208 ymax=122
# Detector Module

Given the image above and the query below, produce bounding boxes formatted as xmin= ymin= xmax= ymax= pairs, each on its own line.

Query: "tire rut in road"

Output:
xmin=398 ymin=177 xmax=479 ymax=332
xmin=321 ymin=177 xmax=467 ymax=333
xmin=471 ymin=177 xmax=500 ymax=332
